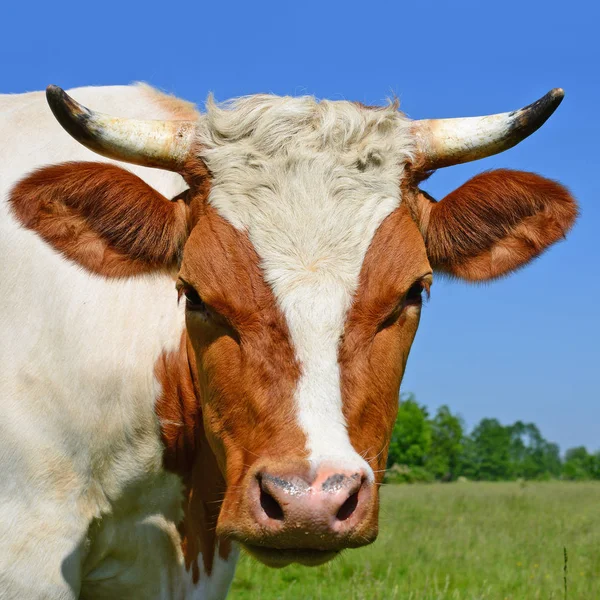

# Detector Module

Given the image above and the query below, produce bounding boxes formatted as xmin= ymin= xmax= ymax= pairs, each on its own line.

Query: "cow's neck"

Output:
xmin=154 ymin=331 xmax=232 ymax=584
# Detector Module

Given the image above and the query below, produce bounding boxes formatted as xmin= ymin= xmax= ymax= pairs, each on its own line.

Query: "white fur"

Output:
xmin=180 ymin=545 xmax=240 ymax=600
xmin=197 ymin=95 xmax=415 ymax=477
xmin=0 ymin=86 xmax=237 ymax=599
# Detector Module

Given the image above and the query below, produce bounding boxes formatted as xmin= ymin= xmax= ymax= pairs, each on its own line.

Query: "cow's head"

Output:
xmin=12 ymin=86 xmax=576 ymax=567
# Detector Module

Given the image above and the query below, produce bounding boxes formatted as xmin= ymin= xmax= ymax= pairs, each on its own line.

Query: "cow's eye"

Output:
xmin=177 ymin=284 xmax=207 ymax=314
xmin=377 ymin=279 xmax=431 ymax=332
xmin=184 ymin=287 xmax=205 ymax=311
xmin=405 ymin=281 xmax=426 ymax=307
xmin=176 ymin=281 xmax=238 ymax=336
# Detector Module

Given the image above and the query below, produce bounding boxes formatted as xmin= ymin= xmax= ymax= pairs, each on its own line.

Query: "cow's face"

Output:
xmin=14 ymin=87 xmax=576 ymax=567
xmin=180 ymin=205 xmax=429 ymax=565
xmin=174 ymin=99 xmax=433 ymax=564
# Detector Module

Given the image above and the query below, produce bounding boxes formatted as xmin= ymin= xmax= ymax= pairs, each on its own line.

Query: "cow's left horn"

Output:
xmin=411 ymin=88 xmax=564 ymax=170
xmin=46 ymin=85 xmax=197 ymax=171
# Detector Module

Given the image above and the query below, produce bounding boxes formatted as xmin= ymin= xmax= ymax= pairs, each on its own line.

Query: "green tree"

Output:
xmin=387 ymin=394 xmax=431 ymax=468
xmin=426 ymin=405 xmax=464 ymax=481
xmin=462 ymin=418 xmax=512 ymax=481
xmin=540 ymin=441 xmax=562 ymax=478
xmin=591 ymin=451 xmax=600 ymax=480
xmin=508 ymin=422 xmax=562 ymax=479
xmin=563 ymin=446 xmax=594 ymax=480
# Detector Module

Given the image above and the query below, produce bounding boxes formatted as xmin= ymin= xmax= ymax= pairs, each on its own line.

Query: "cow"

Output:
xmin=0 ymin=83 xmax=577 ymax=599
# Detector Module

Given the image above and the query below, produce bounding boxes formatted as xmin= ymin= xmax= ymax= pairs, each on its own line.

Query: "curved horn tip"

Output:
xmin=546 ymin=87 xmax=565 ymax=108
xmin=45 ymin=85 xmax=82 ymax=119
xmin=46 ymin=84 xmax=65 ymax=105
xmin=514 ymin=88 xmax=565 ymax=127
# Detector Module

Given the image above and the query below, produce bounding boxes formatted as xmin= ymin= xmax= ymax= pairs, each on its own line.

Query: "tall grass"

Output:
xmin=229 ymin=482 xmax=599 ymax=599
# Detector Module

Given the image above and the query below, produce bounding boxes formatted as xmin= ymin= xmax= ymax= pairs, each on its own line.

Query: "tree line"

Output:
xmin=386 ymin=394 xmax=599 ymax=483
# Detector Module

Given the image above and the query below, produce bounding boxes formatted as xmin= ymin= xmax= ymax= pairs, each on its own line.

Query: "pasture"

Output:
xmin=230 ymin=482 xmax=599 ymax=599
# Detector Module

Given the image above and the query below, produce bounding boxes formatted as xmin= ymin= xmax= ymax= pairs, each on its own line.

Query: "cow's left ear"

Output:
xmin=412 ymin=169 xmax=578 ymax=282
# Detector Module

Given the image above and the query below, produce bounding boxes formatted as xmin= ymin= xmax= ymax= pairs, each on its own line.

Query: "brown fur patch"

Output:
xmin=340 ymin=205 xmax=432 ymax=479
xmin=415 ymin=169 xmax=578 ymax=281
xmin=177 ymin=203 xmax=306 ymax=540
xmin=155 ymin=332 xmax=230 ymax=581
xmin=9 ymin=162 xmax=190 ymax=278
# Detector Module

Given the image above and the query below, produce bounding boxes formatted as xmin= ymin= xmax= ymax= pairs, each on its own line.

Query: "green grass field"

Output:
xmin=229 ymin=482 xmax=599 ymax=600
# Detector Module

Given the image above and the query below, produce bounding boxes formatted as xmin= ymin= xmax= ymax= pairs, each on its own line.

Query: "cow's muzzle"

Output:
xmin=218 ymin=459 xmax=378 ymax=566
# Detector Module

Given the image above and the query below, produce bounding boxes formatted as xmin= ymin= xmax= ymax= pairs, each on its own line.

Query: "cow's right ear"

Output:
xmin=10 ymin=162 xmax=190 ymax=278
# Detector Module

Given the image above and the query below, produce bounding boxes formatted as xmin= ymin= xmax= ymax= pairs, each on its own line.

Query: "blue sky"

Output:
xmin=2 ymin=0 xmax=597 ymax=452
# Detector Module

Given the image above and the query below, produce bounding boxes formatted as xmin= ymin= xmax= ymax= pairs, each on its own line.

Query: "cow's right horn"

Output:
xmin=46 ymin=85 xmax=197 ymax=171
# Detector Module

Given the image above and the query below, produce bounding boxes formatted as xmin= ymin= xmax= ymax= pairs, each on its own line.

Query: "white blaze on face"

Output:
xmin=198 ymin=95 xmax=414 ymax=478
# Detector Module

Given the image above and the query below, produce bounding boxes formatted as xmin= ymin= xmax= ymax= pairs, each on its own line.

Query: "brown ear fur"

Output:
xmin=419 ymin=169 xmax=578 ymax=281
xmin=10 ymin=162 xmax=190 ymax=278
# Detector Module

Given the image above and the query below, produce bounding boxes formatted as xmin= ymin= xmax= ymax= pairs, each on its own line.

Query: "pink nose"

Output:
xmin=249 ymin=464 xmax=373 ymax=549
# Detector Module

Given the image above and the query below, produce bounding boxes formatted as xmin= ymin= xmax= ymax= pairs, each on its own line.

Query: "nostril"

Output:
xmin=259 ymin=486 xmax=284 ymax=521
xmin=336 ymin=491 xmax=359 ymax=521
